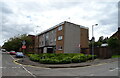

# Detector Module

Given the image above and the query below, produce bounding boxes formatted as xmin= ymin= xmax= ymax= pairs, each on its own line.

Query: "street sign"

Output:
xmin=22 ymin=45 xmax=26 ymax=49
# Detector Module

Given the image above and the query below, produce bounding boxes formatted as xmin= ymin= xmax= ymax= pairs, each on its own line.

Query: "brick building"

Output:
xmin=110 ymin=27 xmax=120 ymax=40
xmin=35 ymin=21 xmax=89 ymax=54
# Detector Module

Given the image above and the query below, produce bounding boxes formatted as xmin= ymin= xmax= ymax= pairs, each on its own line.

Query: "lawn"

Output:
xmin=112 ymin=55 xmax=120 ymax=58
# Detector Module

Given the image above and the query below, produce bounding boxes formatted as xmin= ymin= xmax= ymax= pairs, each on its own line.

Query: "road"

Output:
xmin=2 ymin=51 xmax=36 ymax=78
xmin=1 ymin=50 xmax=119 ymax=78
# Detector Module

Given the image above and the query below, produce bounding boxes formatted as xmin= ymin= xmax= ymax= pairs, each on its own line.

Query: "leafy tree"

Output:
xmin=98 ymin=36 xmax=104 ymax=42
xmin=102 ymin=37 xmax=108 ymax=43
xmin=2 ymin=34 xmax=33 ymax=52
xmin=107 ymin=37 xmax=120 ymax=49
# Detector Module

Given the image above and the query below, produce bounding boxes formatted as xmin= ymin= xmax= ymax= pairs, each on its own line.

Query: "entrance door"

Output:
xmin=47 ymin=48 xmax=53 ymax=53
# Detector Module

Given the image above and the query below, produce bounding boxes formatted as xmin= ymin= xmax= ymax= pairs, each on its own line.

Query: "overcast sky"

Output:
xmin=0 ymin=0 xmax=119 ymax=46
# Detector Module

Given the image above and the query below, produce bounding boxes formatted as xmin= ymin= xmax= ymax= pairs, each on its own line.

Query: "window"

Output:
xmin=52 ymin=30 xmax=54 ymax=33
xmin=58 ymin=36 xmax=63 ymax=40
xmin=58 ymin=26 xmax=62 ymax=31
xmin=58 ymin=46 xmax=63 ymax=50
xmin=46 ymin=35 xmax=48 ymax=39
xmin=42 ymin=41 xmax=44 ymax=45
xmin=55 ymin=38 xmax=56 ymax=41
xmin=46 ymin=33 xmax=49 ymax=39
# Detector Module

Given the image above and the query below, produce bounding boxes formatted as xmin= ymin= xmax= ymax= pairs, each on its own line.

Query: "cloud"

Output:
xmin=0 ymin=2 xmax=13 ymax=14
xmin=1 ymin=0 xmax=119 ymax=45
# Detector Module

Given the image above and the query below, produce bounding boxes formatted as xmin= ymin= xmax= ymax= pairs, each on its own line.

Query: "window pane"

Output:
xmin=58 ymin=36 xmax=62 ymax=40
xmin=58 ymin=26 xmax=62 ymax=31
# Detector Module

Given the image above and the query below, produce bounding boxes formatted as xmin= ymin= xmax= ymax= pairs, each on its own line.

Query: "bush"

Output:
xmin=29 ymin=53 xmax=96 ymax=64
xmin=72 ymin=55 xmax=81 ymax=63
xmin=39 ymin=58 xmax=59 ymax=64
xmin=29 ymin=54 xmax=40 ymax=62
xmin=60 ymin=57 xmax=72 ymax=64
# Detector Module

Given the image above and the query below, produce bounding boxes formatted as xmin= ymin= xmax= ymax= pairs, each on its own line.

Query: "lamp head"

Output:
xmin=95 ymin=24 xmax=98 ymax=26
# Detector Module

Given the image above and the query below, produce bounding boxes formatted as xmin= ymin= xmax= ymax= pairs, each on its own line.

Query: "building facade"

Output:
xmin=35 ymin=21 xmax=89 ymax=54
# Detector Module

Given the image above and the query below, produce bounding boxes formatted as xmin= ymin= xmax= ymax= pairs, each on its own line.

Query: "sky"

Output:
xmin=0 ymin=0 xmax=119 ymax=46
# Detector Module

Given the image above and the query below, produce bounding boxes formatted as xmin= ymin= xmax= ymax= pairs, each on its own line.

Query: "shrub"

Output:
xmin=60 ymin=57 xmax=72 ymax=64
xmin=29 ymin=53 xmax=96 ymax=64
xmin=72 ymin=55 xmax=81 ymax=63
xmin=39 ymin=58 xmax=59 ymax=64
xmin=29 ymin=54 xmax=40 ymax=62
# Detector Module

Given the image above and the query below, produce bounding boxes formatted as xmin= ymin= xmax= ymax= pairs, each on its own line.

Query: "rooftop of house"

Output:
xmin=110 ymin=27 xmax=120 ymax=38
xmin=36 ymin=21 xmax=88 ymax=36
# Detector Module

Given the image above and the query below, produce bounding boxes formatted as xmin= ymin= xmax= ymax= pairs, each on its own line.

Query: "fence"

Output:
xmin=90 ymin=46 xmax=112 ymax=59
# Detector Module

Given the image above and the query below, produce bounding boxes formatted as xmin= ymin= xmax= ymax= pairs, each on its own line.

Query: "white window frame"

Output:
xmin=55 ymin=38 xmax=56 ymax=41
xmin=58 ymin=26 xmax=62 ymax=31
xmin=58 ymin=36 xmax=63 ymax=40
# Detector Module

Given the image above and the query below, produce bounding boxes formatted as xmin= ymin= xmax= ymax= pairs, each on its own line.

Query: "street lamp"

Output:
xmin=92 ymin=24 xmax=98 ymax=61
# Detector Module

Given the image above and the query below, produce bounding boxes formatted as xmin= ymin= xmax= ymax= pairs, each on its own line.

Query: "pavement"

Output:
xmin=15 ymin=56 xmax=119 ymax=68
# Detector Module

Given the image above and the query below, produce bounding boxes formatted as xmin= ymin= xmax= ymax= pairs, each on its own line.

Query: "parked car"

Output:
xmin=9 ymin=51 xmax=16 ymax=55
xmin=16 ymin=52 xmax=24 ymax=58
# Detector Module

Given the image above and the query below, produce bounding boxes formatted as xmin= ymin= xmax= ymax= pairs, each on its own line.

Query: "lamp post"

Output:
xmin=92 ymin=24 xmax=98 ymax=61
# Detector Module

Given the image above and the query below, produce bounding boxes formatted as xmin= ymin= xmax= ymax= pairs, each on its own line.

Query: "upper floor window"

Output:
xmin=58 ymin=26 xmax=62 ymax=31
xmin=58 ymin=36 xmax=63 ymax=40
xmin=46 ymin=35 xmax=48 ymax=39
xmin=46 ymin=33 xmax=49 ymax=39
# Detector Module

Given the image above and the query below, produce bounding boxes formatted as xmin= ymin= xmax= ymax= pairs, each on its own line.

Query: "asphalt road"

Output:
xmin=2 ymin=51 xmax=35 ymax=77
xmin=1 ymin=50 xmax=119 ymax=78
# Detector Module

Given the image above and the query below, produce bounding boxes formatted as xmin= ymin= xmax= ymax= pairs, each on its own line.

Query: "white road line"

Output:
xmin=109 ymin=68 xmax=118 ymax=72
xmin=0 ymin=67 xmax=6 ymax=69
xmin=9 ymin=55 xmax=15 ymax=60
xmin=0 ymin=67 xmax=21 ymax=69
xmin=9 ymin=54 xmax=36 ymax=78
xmin=90 ymin=74 xmax=94 ymax=76
xmin=11 ymin=67 xmax=21 ymax=68
xmin=20 ymin=65 xmax=36 ymax=78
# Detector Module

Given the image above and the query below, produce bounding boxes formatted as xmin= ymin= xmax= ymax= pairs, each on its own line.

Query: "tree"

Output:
xmin=98 ymin=36 xmax=104 ymax=42
xmin=2 ymin=34 xmax=33 ymax=52
xmin=102 ymin=37 xmax=108 ymax=43
xmin=107 ymin=37 xmax=120 ymax=49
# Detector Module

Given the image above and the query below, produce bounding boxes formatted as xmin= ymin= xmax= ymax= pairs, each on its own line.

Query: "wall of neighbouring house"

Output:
xmin=80 ymin=27 xmax=89 ymax=54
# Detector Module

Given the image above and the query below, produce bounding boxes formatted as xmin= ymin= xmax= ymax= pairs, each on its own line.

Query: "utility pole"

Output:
xmin=92 ymin=24 xmax=98 ymax=61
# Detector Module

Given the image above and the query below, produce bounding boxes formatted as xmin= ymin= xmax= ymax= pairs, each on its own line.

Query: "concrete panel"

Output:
xmin=64 ymin=22 xmax=80 ymax=53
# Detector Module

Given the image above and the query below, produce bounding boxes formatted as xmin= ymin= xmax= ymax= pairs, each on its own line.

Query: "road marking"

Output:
xmin=90 ymin=74 xmax=94 ymax=76
xmin=0 ymin=67 xmax=6 ymax=69
xmin=109 ymin=67 xmax=118 ymax=72
xmin=0 ymin=67 xmax=21 ymax=69
xmin=9 ymin=54 xmax=36 ymax=78
xmin=13 ymin=59 xmax=51 ymax=69
xmin=10 ymin=55 xmax=15 ymax=60
xmin=20 ymin=65 xmax=36 ymax=78
xmin=11 ymin=67 xmax=21 ymax=68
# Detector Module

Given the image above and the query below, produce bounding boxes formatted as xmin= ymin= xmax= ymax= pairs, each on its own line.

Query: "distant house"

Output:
xmin=110 ymin=27 xmax=120 ymax=40
xmin=26 ymin=35 xmax=35 ymax=53
xmin=110 ymin=27 xmax=120 ymax=54
xmin=35 ymin=21 xmax=89 ymax=54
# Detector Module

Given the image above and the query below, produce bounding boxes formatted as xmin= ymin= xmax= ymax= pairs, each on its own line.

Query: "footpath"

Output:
xmin=15 ymin=56 xmax=119 ymax=68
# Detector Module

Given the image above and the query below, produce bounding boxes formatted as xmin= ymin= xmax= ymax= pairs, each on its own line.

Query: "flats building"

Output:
xmin=35 ymin=21 xmax=89 ymax=54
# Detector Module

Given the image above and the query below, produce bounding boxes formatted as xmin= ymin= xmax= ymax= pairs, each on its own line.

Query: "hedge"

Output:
xmin=29 ymin=53 xmax=96 ymax=64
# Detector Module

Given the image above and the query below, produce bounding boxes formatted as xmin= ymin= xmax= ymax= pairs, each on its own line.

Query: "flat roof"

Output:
xmin=36 ymin=21 xmax=88 ymax=36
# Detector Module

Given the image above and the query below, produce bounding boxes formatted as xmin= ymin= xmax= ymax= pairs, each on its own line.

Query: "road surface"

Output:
xmin=1 ymin=50 xmax=119 ymax=78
